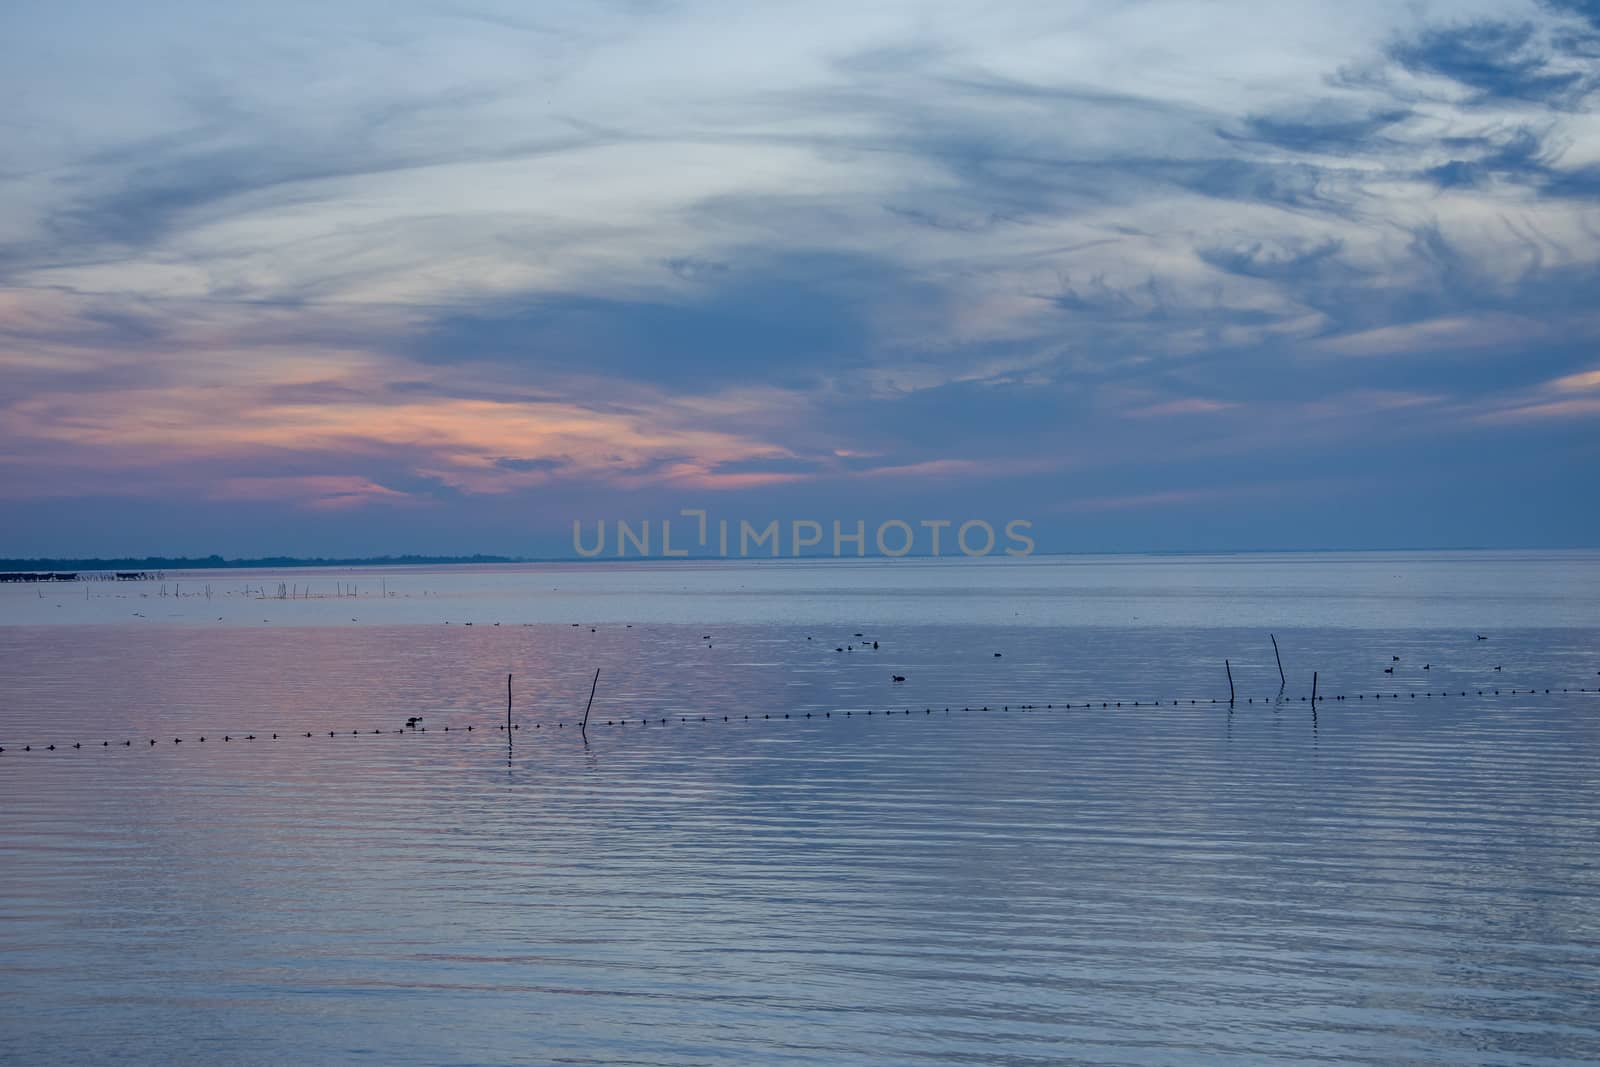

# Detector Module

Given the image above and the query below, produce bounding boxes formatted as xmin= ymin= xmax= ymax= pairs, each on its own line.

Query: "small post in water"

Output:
xmin=1226 ymin=659 xmax=1235 ymax=704
xmin=581 ymin=668 xmax=601 ymax=733
xmin=1271 ymin=634 xmax=1285 ymax=688
xmin=507 ymin=673 xmax=513 ymax=733
xmin=1311 ymin=671 xmax=1318 ymax=706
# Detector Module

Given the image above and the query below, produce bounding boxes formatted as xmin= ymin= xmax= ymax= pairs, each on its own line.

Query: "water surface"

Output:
xmin=2 ymin=553 xmax=1598 ymax=1065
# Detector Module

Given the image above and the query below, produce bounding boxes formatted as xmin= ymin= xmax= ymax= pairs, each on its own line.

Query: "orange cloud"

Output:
xmin=0 ymin=354 xmax=821 ymax=504
xmin=1548 ymin=368 xmax=1600 ymax=393
xmin=1470 ymin=366 xmax=1600 ymax=423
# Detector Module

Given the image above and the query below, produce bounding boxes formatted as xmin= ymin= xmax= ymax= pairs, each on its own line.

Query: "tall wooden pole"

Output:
xmin=581 ymin=668 xmax=600 ymax=733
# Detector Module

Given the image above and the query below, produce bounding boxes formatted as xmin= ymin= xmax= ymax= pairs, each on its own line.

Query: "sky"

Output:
xmin=1 ymin=0 xmax=1598 ymax=558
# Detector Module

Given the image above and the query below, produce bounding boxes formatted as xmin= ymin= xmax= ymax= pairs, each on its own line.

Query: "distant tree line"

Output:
xmin=0 ymin=554 xmax=521 ymax=570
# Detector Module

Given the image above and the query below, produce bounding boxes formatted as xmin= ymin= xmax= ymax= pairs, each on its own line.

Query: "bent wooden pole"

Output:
xmin=581 ymin=668 xmax=601 ymax=733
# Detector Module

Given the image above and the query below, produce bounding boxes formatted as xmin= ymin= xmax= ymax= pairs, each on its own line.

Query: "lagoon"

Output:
xmin=2 ymin=552 xmax=1598 ymax=1065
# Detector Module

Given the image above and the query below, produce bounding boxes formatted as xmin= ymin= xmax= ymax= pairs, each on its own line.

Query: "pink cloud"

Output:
xmin=1124 ymin=398 xmax=1236 ymax=418
xmin=213 ymin=476 xmax=412 ymax=509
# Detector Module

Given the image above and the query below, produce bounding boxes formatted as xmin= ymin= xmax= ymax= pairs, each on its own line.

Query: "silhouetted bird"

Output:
xmin=1476 ymin=634 xmax=1487 ymax=640
xmin=892 ymin=675 xmax=906 ymax=682
xmin=994 ymin=652 xmax=1002 ymax=657
xmin=1494 ymin=665 xmax=1502 ymax=671
xmin=1423 ymin=664 xmax=1431 ymax=670
xmin=1393 ymin=655 xmax=1400 ymax=661
xmin=1384 ymin=667 xmax=1394 ymax=674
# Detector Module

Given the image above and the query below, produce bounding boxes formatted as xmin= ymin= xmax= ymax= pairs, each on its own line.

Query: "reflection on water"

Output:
xmin=2 ymin=556 xmax=1599 ymax=1065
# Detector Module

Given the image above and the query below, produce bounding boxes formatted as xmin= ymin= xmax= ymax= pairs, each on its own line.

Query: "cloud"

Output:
xmin=1125 ymin=398 xmax=1236 ymax=418
xmin=493 ymin=456 xmax=571 ymax=474
xmin=409 ymin=249 xmax=905 ymax=392
xmin=708 ymin=456 xmax=826 ymax=476
xmin=2 ymin=0 xmax=1599 ymax=551
xmin=1542 ymin=0 xmax=1600 ymax=31
xmin=1548 ymin=367 xmax=1600 ymax=392
xmin=1313 ymin=315 xmax=1531 ymax=357
xmin=1389 ymin=20 xmax=1590 ymax=107
xmin=1198 ymin=239 xmax=1347 ymax=282
xmin=1477 ymin=396 xmax=1600 ymax=421
xmin=214 ymin=475 xmax=412 ymax=510
xmin=1543 ymin=164 xmax=1600 ymax=198
xmin=1227 ymin=108 xmax=1412 ymax=154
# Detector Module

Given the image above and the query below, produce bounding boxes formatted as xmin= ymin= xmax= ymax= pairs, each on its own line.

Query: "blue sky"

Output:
xmin=1 ymin=0 xmax=1597 ymax=556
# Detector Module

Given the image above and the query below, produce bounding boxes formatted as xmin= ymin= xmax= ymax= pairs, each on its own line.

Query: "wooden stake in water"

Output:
xmin=1226 ymin=659 xmax=1235 ymax=704
xmin=507 ymin=673 xmax=513 ymax=733
xmin=581 ymin=668 xmax=601 ymax=733
xmin=1311 ymin=670 xmax=1318 ymax=706
xmin=1271 ymin=634 xmax=1285 ymax=687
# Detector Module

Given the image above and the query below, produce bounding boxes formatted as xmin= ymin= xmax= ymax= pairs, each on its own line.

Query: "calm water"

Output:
xmin=2 ymin=553 xmax=1598 ymax=1065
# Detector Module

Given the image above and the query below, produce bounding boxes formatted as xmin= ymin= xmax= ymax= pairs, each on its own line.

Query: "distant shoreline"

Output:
xmin=0 ymin=554 xmax=522 ymax=572
xmin=1 ymin=547 xmax=1593 ymax=573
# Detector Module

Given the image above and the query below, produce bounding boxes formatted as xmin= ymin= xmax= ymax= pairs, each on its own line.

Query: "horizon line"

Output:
xmin=4 ymin=545 xmax=1597 ymax=571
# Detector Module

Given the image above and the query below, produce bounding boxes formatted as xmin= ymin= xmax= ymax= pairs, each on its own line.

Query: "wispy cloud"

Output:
xmin=1389 ymin=20 xmax=1592 ymax=107
xmin=1 ymin=0 xmax=1597 ymax=552
xmin=1548 ymin=367 xmax=1600 ymax=392
xmin=1124 ymin=398 xmax=1237 ymax=418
